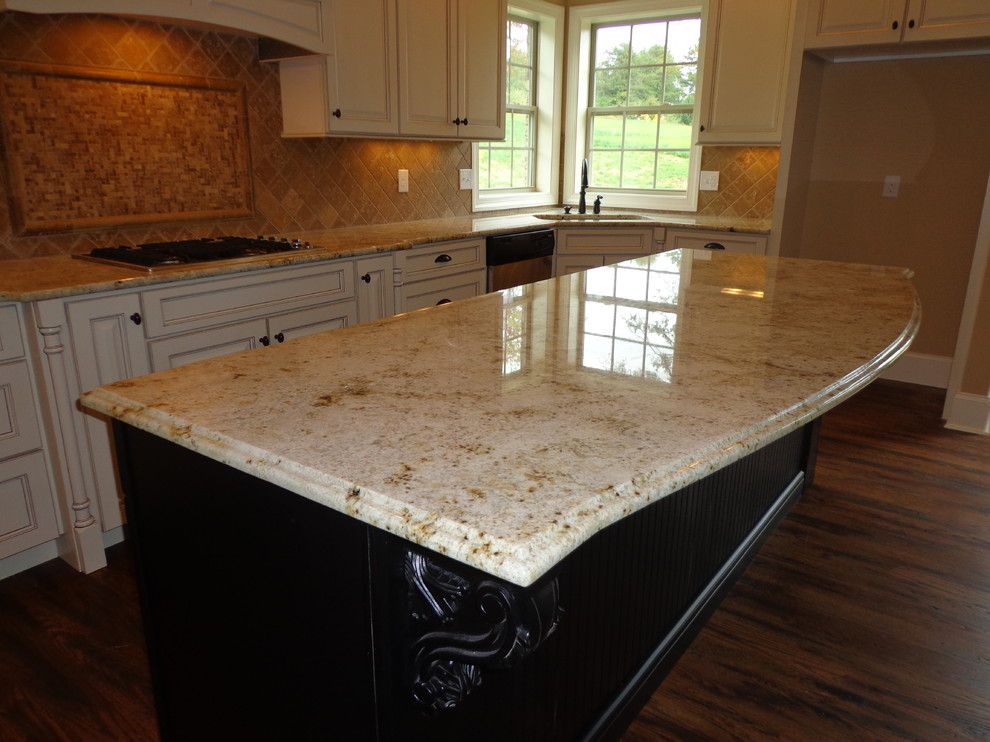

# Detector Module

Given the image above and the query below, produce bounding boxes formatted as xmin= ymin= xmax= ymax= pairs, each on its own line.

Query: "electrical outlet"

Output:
xmin=459 ymin=168 xmax=474 ymax=190
xmin=882 ymin=175 xmax=900 ymax=198
xmin=699 ymin=170 xmax=720 ymax=191
xmin=398 ymin=169 xmax=409 ymax=193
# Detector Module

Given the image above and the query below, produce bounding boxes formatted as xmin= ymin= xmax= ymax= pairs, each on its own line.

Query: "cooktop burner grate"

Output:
xmin=77 ymin=236 xmax=313 ymax=272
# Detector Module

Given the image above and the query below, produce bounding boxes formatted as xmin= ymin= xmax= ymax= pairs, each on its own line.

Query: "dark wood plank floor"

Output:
xmin=0 ymin=381 xmax=986 ymax=740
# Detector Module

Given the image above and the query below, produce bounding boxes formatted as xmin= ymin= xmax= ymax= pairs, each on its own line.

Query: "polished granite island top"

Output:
xmin=81 ymin=251 xmax=918 ymax=586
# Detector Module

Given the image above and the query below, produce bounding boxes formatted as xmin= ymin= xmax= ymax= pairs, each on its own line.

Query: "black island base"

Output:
xmin=113 ymin=419 xmax=819 ymax=741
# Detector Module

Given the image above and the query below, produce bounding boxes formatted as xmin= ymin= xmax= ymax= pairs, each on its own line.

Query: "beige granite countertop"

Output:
xmin=81 ymin=250 xmax=916 ymax=587
xmin=0 ymin=212 xmax=770 ymax=302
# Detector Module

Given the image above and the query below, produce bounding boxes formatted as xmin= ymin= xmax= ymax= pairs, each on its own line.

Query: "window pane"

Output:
xmin=594 ymin=25 xmax=630 ymax=67
xmin=508 ymin=65 xmax=532 ymax=106
xmin=622 ymin=150 xmax=655 ymax=189
xmin=645 ymin=346 xmax=674 ymax=382
xmin=490 ymin=149 xmax=513 ymax=188
xmin=616 ymin=266 xmax=648 ymax=301
xmin=615 ymin=305 xmax=647 ymax=341
xmin=623 ymin=113 xmax=657 ymax=149
xmin=667 ymin=18 xmax=701 ymax=62
xmin=651 ymin=250 xmax=681 ymax=272
xmin=663 ymin=64 xmax=696 ymax=104
xmin=646 ymin=311 xmax=677 ymax=346
xmin=631 ymin=21 xmax=666 ymax=65
xmin=582 ymin=334 xmax=613 ymax=372
xmin=512 ymin=149 xmax=531 ymax=187
xmin=586 ymin=265 xmax=615 ymax=296
xmin=628 ymin=66 xmax=663 ymax=106
xmin=591 ymin=151 xmax=621 ymax=187
xmin=584 ymin=300 xmax=615 ymax=335
xmin=613 ymin=340 xmax=644 ymax=376
xmin=594 ymin=68 xmax=627 ymax=107
xmin=658 ymin=113 xmax=692 ymax=148
xmin=508 ymin=20 xmax=533 ymax=65
xmin=648 ymin=272 xmax=680 ymax=304
xmin=656 ymin=151 xmax=690 ymax=191
xmin=591 ymin=115 xmax=623 ymax=149
xmin=478 ymin=147 xmax=490 ymax=189
xmin=512 ymin=112 xmax=531 ymax=148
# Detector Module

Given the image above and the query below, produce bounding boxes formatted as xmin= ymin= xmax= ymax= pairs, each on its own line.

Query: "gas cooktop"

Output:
xmin=75 ymin=236 xmax=314 ymax=273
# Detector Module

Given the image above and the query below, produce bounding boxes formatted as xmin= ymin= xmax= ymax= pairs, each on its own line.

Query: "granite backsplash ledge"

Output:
xmin=0 ymin=11 xmax=779 ymax=262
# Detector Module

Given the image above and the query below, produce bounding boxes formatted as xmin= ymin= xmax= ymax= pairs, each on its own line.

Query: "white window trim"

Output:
xmin=473 ymin=0 xmax=565 ymax=212
xmin=564 ymin=0 xmax=706 ymax=212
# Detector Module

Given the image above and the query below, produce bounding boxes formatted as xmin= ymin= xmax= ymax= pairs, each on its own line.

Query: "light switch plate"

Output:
xmin=459 ymin=168 xmax=474 ymax=190
xmin=699 ymin=170 xmax=719 ymax=191
xmin=397 ymin=169 xmax=409 ymax=193
xmin=882 ymin=175 xmax=900 ymax=198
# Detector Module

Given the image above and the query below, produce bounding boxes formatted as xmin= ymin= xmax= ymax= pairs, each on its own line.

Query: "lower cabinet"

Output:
xmin=556 ymin=255 xmax=606 ymax=276
xmin=400 ymin=270 xmax=487 ymax=311
xmin=355 ymin=255 xmax=396 ymax=322
xmin=554 ymin=227 xmax=655 ymax=277
xmin=395 ymin=238 xmax=487 ymax=313
xmin=665 ymin=229 xmax=768 ymax=255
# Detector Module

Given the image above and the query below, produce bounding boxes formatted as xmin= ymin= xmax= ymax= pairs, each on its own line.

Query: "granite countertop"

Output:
xmin=0 ymin=212 xmax=770 ymax=302
xmin=81 ymin=250 xmax=918 ymax=587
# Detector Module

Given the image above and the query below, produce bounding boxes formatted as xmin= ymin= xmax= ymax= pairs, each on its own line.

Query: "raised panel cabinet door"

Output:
xmin=805 ymin=0 xmax=907 ymax=48
xmin=0 ymin=361 xmax=43 ymax=461
xmin=66 ymin=293 xmax=151 ymax=532
xmin=326 ymin=0 xmax=400 ymax=134
xmin=903 ymin=0 xmax=990 ymax=41
xmin=396 ymin=0 xmax=459 ymax=137
xmin=355 ymin=256 xmax=396 ymax=323
xmin=148 ymin=318 xmax=269 ymax=372
xmin=0 ymin=452 xmax=59 ymax=560
xmin=555 ymin=255 xmax=605 ymax=277
xmin=267 ymin=301 xmax=358 ymax=342
xmin=699 ymin=0 xmax=795 ymax=144
xmin=456 ymin=0 xmax=506 ymax=140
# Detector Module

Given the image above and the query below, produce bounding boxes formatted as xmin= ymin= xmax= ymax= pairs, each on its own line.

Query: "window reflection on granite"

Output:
xmin=580 ymin=251 xmax=682 ymax=381
xmin=502 ymin=285 xmax=529 ymax=375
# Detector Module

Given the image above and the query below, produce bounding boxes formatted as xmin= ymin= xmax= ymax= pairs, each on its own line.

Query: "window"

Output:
xmin=588 ymin=17 xmax=699 ymax=191
xmin=565 ymin=2 xmax=703 ymax=211
xmin=478 ymin=17 xmax=537 ymax=191
xmin=473 ymin=0 xmax=564 ymax=211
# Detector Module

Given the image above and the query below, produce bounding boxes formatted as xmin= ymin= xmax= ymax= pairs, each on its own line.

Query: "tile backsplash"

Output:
xmin=0 ymin=11 xmax=777 ymax=262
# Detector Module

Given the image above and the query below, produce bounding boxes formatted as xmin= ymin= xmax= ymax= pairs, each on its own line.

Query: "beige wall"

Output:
xmin=786 ymin=56 xmax=990 ymax=358
xmin=961 ymin=260 xmax=990 ymax=395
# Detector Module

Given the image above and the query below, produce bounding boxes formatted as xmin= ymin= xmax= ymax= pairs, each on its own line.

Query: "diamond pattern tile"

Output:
xmin=696 ymin=146 xmax=780 ymax=220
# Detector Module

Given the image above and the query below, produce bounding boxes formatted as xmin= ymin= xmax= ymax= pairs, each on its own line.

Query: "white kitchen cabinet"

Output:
xmin=149 ymin=318 xmax=269 ymax=371
xmin=269 ymin=302 xmax=357 ymax=341
xmin=805 ymin=0 xmax=990 ymax=48
xmin=556 ymin=255 xmax=606 ymax=277
xmin=698 ymin=0 xmax=796 ymax=145
xmin=396 ymin=0 xmax=505 ymax=140
xmin=355 ymin=255 xmax=396 ymax=323
xmin=2 ymin=0 xmax=330 ymax=52
xmin=665 ymin=229 xmax=768 ymax=255
xmin=64 ymin=293 xmax=151 ymax=532
xmin=280 ymin=0 xmax=399 ymax=137
xmin=0 ymin=304 xmax=59 ymax=564
xmin=395 ymin=238 xmax=488 ymax=312
xmin=554 ymin=227 xmax=654 ymax=277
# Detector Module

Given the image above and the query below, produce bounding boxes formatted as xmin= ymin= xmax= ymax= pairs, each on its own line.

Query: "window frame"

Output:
xmin=564 ymin=0 xmax=705 ymax=212
xmin=473 ymin=0 xmax=564 ymax=212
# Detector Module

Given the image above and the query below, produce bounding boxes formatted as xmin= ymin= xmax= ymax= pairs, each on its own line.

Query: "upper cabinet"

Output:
xmin=806 ymin=0 xmax=990 ymax=49
xmin=698 ymin=0 xmax=797 ymax=145
xmin=282 ymin=0 xmax=506 ymax=140
xmin=0 ymin=0 xmax=330 ymax=52
xmin=280 ymin=0 xmax=400 ymax=136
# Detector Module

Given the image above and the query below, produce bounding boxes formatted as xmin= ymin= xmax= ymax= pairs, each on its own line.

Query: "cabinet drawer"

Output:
xmin=400 ymin=239 xmax=485 ymax=280
xmin=0 ymin=361 xmax=42 ymax=461
xmin=401 ymin=270 xmax=486 ymax=312
xmin=666 ymin=229 xmax=768 ymax=255
xmin=269 ymin=301 xmax=358 ymax=342
xmin=556 ymin=228 xmax=653 ymax=255
xmin=0 ymin=305 xmax=24 ymax=362
xmin=0 ymin=451 xmax=58 ymax=560
xmin=149 ymin=319 xmax=269 ymax=372
xmin=141 ymin=261 xmax=355 ymax=338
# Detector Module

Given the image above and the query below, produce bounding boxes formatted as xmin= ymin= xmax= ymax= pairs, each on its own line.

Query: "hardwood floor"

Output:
xmin=0 ymin=381 xmax=986 ymax=740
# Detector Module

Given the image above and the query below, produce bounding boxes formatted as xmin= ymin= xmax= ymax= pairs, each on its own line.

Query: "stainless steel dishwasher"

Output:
xmin=486 ymin=230 xmax=555 ymax=292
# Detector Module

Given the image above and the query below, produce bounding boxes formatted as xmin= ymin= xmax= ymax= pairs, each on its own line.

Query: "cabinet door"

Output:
xmin=400 ymin=270 xmax=486 ymax=312
xmin=555 ymin=255 xmax=605 ymax=277
xmin=699 ymin=0 xmax=795 ymax=145
xmin=268 ymin=301 xmax=358 ymax=343
xmin=455 ymin=0 xmax=506 ymax=140
xmin=148 ymin=319 xmax=268 ymax=372
xmin=355 ymin=256 xmax=396 ymax=323
xmin=805 ymin=0 xmax=907 ymax=48
xmin=903 ymin=0 xmax=990 ymax=41
xmin=66 ymin=293 xmax=150 ymax=532
xmin=0 ymin=452 xmax=59 ymax=560
xmin=397 ymin=0 xmax=459 ymax=137
xmin=326 ymin=0 xmax=399 ymax=134
xmin=0 ymin=361 xmax=43 ymax=461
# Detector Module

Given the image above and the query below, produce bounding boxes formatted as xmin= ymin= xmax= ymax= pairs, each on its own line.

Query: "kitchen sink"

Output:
xmin=533 ymin=212 xmax=648 ymax=221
